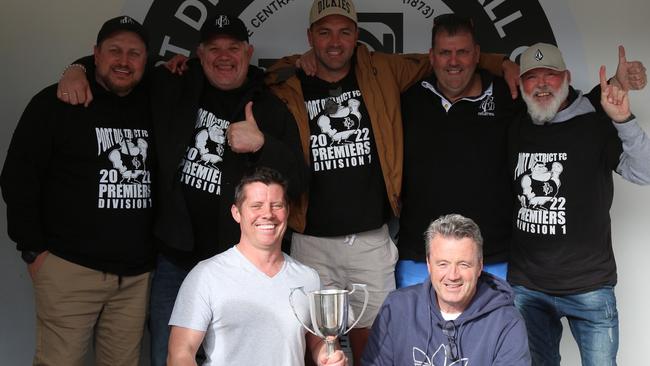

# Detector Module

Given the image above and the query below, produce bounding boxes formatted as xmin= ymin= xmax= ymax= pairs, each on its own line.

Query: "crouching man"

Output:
xmin=363 ymin=214 xmax=530 ymax=365
xmin=167 ymin=167 xmax=346 ymax=366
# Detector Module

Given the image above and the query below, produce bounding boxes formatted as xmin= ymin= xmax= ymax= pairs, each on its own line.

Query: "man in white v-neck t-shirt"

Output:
xmin=167 ymin=167 xmax=347 ymax=366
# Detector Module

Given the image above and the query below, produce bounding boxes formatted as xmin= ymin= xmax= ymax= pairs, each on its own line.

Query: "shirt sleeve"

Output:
xmin=361 ymin=300 xmax=395 ymax=366
xmin=613 ymin=117 xmax=650 ymax=185
xmin=0 ymin=89 xmax=56 ymax=251
xmin=168 ymin=264 xmax=213 ymax=331
xmin=253 ymin=95 xmax=308 ymax=203
xmin=492 ymin=315 xmax=532 ymax=366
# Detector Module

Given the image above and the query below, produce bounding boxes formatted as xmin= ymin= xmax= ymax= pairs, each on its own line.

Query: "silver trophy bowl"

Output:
xmin=290 ymin=284 xmax=369 ymax=356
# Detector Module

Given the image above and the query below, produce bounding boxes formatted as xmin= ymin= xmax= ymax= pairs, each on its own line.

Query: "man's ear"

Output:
xmin=307 ymin=28 xmax=313 ymax=48
xmin=231 ymin=204 xmax=241 ymax=223
xmin=93 ymin=45 xmax=100 ymax=65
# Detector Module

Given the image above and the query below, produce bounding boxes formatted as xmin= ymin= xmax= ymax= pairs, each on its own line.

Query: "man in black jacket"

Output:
xmin=147 ymin=15 xmax=305 ymax=365
xmin=2 ymin=16 xmax=155 ymax=365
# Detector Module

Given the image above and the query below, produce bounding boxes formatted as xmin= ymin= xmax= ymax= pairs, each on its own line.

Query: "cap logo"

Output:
xmin=317 ymin=0 xmax=352 ymax=15
xmin=535 ymin=49 xmax=544 ymax=61
xmin=120 ymin=16 xmax=135 ymax=25
xmin=215 ymin=15 xmax=230 ymax=28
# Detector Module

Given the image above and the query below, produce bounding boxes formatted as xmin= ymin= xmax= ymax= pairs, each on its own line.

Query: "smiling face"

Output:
xmin=231 ymin=182 xmax=288 ymax=252
xmin=427 ymin=234 xmax=482 ymax=314
xmin=94 ymin=31 xmax=147 ymax=96
xmin=307 ymin=14 xmax=358 ymax=82
xmin=520 ymin=68 xmax=571 ymax=124
xmin=197 ymin=35 xmax=253 ymax=90
xmin=429 ymin=30 xmax=480 ymax=101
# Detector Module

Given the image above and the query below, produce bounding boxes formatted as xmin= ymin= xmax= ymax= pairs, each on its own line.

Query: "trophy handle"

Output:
xmin=344 ymin=283 xmax=369 ymax=334
xmin=288 ymin=287 xmax=319 ymax=337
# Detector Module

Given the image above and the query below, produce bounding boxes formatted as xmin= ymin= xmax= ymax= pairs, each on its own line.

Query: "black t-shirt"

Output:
xmin=299 ymin=69 xmax=388 ymax=236
xmin=179 ymin=82 xmax=243 ymax=260
xmin=507 ymin=94 xmax=623 ymax=295
xmin=2 ymin=81 xmax=156 ymax=275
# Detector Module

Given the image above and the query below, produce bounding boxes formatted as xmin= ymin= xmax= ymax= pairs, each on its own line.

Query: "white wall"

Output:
xmin=1 ymin=0 xmax=648 ymax=364
xmin=0 ymin=2 xmax=124 ymax=364
xmin=562 ymin=1 xmax=650 ymax=365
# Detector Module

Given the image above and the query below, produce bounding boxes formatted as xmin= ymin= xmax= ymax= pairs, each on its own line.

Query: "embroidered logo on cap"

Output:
xmin=120 ymin=16 xmax=135 ymax=24
xmin=215 ymin=15 xmax=230 ymax=28
xmin=535 ymin=49 xmax=544 ymax=61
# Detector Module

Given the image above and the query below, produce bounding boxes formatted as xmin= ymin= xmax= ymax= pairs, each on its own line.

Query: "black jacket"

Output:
xmin=150 ymin=59 xmax=306 ymax=255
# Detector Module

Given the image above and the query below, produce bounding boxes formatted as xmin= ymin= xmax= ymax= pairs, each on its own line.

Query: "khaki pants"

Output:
xmin=32 ymin=253 xmax=151 ymax=366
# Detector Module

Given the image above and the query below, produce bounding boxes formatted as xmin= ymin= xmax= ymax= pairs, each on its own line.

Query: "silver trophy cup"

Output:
xmin=289 ymin=284 xmax=369 ymax=356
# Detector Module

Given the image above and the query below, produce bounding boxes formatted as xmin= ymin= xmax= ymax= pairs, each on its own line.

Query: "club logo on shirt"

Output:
xmin=179 ymin=108 xmax=229 ymax=195
xmin=95 ymin=127 xmax=152 ymax=209
xmin=513 ymin=152 xmax=568 ymax=235
xmin=306 ymin=91 xmax=373 ymax=172
xmin=478 ymin=95 xmax=495 ymax=116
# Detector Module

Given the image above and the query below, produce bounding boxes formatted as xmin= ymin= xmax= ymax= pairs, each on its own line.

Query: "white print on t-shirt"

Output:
xmin=305 ymin=91 xmax=373 ymax=172
xmin=514 ymin=152 xmax=568 ymax=235
xmin=179 ymin=108 xmax=230 ymax=195
xmin=478 ymin=95 xmax=495 ymax=116
xmin=412 ymin=344 xmax=468 ymax=366
xmin=95 ymin=127 xmax=152 ymax=209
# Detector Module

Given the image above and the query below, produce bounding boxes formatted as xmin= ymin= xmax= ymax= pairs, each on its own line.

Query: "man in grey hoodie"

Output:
xmin=509 ymin=43 xmax=650 ymax=366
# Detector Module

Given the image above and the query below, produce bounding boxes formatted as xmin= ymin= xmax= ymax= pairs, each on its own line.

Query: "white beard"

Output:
xmin=521 ymin=76 xmax=570 ymax=125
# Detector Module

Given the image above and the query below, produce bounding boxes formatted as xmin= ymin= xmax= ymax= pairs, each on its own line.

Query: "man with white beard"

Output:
xmin=509 ymin=42 xmax=650 ymax=365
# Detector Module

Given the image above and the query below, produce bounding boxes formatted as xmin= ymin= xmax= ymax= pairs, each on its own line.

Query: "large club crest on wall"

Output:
xmin=126 ymin=0 xmax=557 ymax=67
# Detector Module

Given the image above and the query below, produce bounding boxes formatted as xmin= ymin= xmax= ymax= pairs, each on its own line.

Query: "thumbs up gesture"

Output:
xmin=227 ymin=102 xmax=265 ymax=153
xmin=601 ymin=65 xmax=632 ymax=123
xmin=613 ymin=45 xmax=647 ymax=91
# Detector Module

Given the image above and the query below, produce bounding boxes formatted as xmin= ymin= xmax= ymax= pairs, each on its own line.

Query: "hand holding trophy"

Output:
xmin=289 ymin=284 xmax=369 ymax=356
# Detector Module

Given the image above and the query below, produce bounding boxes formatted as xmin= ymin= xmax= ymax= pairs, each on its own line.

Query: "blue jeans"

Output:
xmin=149 ymin=254 xmax=190 ymax=366
xmin=395 ymin=260 xmax=508 ymax=288
xmin=513 ymin=285 xmax=619 ymax=366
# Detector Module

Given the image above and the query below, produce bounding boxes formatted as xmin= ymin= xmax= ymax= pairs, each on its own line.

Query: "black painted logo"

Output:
xmin=132 ymin=0 xmax=556 ymax=64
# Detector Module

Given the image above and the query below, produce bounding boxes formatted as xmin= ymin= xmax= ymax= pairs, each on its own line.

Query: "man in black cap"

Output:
xmin=147 ymin=14 xmax=305 ymax=365
xmin=2 ymin=16 xmax=154 ymax=365
xmin=57 ymin=13 xmax=306 ymax=366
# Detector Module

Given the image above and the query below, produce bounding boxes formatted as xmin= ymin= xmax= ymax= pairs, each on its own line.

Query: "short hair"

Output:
xmin=233 ymin=167 xmax=289 ymax=208
xmin=424 ymin=214 xmax=483 ymax=260
xmin=431 ymin=13 xmax=477 ymax=49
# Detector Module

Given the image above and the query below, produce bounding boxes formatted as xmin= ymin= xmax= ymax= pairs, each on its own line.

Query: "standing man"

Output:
xmin=510 ymin=43 xmax=650 ymax=365
xmin=57 ymin=14 xmax=306 ymax=365
xmin=265 ymin=2 xmax=515 ymax=362
xmin=148 ymin=18 xmax=305 ymax=365
xmin=2 ymin=16 xmax=155 ymax=365
xmin=267 ymin=1 xmax=424 ymax=361
xmin=167 ymin=167 xmax=346 ymax=366
xmin=397 ymin=14 xmax=648 ymax=289
xmin=398 ymin=14 xmax=517 ymax=286
xmin=363 ymin=214 xmax=530 ymax=365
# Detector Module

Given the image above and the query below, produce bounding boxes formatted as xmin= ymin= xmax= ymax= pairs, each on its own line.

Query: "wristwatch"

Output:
xmin=21 ymin=250 xmax=43 ymax=264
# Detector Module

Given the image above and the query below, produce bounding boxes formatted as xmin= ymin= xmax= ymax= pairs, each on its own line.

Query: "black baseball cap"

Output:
xmin=200 ymin=14 xmax=249 ymax=43
xmin=97 ymin=16 xmax=149 ymax=47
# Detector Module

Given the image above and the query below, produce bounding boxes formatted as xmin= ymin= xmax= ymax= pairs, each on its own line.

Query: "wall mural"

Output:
xmin=125 ymin=0 xmax=569 ymax=69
